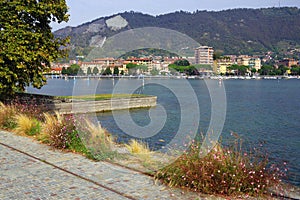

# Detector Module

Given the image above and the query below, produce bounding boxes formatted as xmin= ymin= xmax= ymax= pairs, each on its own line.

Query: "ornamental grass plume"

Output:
xmin=125 ymin=139 xmax=151 ymax=155
xmin=41 ymin=112 xmax=74 ymax=149
xmin=125 ymin=139 xmax=153 ymax=166
xmin=14 ymin=114 xmax=41 ymax=136
xmin=79 ymin=119 xmax=117 ymax=160
xmin=84 ymin=119 xmax=113 ymax=148
xmin=0 ymin=102 xmax=17 ymax=130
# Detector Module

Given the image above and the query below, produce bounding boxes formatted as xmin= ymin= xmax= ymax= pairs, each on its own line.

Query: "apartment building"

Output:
xmin=194 ymin=46 xmax=214 ymax=65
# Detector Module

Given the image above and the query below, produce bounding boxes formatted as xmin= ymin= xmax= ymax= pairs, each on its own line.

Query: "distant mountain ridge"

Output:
xmin=54 ymin=7 xmax=300 ymax=59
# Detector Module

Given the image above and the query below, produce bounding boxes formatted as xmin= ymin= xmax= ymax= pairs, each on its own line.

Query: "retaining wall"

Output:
xmin=6 ymin=93 xmax=157 ymax=114
xmin=55 ymin=96 xmax=157 ymax=114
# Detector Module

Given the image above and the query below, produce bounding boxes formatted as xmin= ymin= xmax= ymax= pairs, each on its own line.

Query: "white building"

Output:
xmin=194 ymin=46 xmax=214 ymax=65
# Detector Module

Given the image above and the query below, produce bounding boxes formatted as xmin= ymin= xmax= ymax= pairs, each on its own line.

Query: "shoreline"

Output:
xmin=45 ymin=74 xmax=300 ymax=80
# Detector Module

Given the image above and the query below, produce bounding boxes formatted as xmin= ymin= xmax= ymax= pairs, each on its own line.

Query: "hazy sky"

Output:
xmin=51 ymin=0 xmax=300 ymax=30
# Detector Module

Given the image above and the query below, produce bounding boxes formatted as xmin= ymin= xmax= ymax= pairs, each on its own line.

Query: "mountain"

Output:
xmin=54 ymin=7 xmax=300 ymax=60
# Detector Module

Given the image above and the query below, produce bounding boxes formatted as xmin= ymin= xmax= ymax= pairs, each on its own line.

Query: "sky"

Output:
xmin=51 ymin=0 xmax=300 ymax=30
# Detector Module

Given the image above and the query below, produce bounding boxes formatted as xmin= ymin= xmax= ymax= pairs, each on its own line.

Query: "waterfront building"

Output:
xmin=194 ymin=46 xmax=214 ymax=65
xmin=236 ymin=55 xmax=261 ymax=71
xmin=214 ymin=58 xmax=234 ymax=74
xmin=278 ymin=59 xmax=298 ymax=68
xmin=50 ymin=63 xmax=70 ymax=74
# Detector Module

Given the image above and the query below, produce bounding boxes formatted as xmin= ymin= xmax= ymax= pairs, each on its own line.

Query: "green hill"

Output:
xmin=54 ymin=7 xmax=300 ymax=59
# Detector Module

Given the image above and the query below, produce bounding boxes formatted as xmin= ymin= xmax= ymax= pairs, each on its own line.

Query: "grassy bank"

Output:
xmin=0 ymin=101 xmax=290 ymax=199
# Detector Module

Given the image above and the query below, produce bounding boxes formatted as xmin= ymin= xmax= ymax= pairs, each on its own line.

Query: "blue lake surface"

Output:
xmin=28 ymin=78 xmax=300 ymax=186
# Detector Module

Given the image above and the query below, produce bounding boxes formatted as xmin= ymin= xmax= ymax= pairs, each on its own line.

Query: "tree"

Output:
xmin=87 ymin=67 xmax=92 ymax=75
xmin=213 ymin=50 xmax=223 ymax=60
xmin=62 ymin=67 xmax=68 ymax=75
xmin=0 ymin=0 xmax=69 ymax=98
xmin=78 ymin=68 xmax=85 ymax=76
xmin=113 ymin=67 xmax=119 ymax=75
xmin=228 ymin=64 xmax=249 ymax=76
xmin=291 ymin=66 xmax=300 ymax=75
xmin=251 ymin=68 xmax=257 ymax=75
xmin=66 ymin=64 xmax=80 ymax=75
xmin=174 ymin=59 xmax=190 ymax=66
xmin=259 ymin=65 xmax=273 ymax=75
xmin=126 ymin=63 xmax=138 ymax=75
xmin=102 ymin=67 xmax=112 ymax=75
xmin=92 ymin=67 xmax=99 ymax=75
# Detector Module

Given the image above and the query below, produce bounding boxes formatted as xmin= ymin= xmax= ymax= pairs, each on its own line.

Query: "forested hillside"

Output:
xmin=54 ymin=7 xmax=300 ymax=59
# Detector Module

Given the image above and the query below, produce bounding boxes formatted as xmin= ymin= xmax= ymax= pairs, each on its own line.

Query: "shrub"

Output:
xmin=155 ymin=136 xmax=284 ymax=197
xmin=42 ymin=112 xmax=84 ymax=151
xmin=42 ymin=112 xmax=65 ymax=148
xmin=14 ymin=114 xmax=41 ymax=136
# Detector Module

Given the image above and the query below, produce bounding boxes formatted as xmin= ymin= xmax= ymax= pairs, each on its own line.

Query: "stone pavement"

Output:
xmin=0 ymin=131 xmax=221 ymax=200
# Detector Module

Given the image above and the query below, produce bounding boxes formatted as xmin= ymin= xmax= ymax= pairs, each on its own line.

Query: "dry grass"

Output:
xmin=80 ymin=119 xmax=117 ymax=160
xmin=14 ymin=114 xmax=40 ymax=136
xmin=0 ymin=102 xmax=17 ymax=129
xmin=125 ymin=139 xmax=151 ymax=154
xmin=41 ymin=112 xmax=61 ymax=136
xmin=84 ymin=119 xmax=114 ymax=147
xmin=124 ymin=139 xmax=153 ymax=167
xmin=41 ymin=112 xmax=67 ymax=148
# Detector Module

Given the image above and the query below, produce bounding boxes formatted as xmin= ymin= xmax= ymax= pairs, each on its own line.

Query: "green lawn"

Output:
xmin=59 ymin=94 xmax=149 ymax=101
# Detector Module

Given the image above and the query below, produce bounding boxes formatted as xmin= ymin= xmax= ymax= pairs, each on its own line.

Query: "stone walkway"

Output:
xmin=0 ymin=131 xmax=221 ymax=200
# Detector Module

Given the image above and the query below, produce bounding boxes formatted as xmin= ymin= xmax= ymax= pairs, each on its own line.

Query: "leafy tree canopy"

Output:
xmin=113 ymin=67 xmax=119 ymax=75
xmin=126 ymin=63 xmax=138 ymax=69
xmin=92 ymin=66 xmax=99 ymax=75
xmin=173 ymin=59 xmax=190 ymax=66
xmin=102 ymin=67 xmax=112 ymax=75
xmin=0 ymin=0 xmax=69 ymax=98
xmin=87 ymin=67 xmax=92 ymax=75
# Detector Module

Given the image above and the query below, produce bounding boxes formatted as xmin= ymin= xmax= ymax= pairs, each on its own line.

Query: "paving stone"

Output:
xmin=0 ymin=131 xmax=218 ymax=200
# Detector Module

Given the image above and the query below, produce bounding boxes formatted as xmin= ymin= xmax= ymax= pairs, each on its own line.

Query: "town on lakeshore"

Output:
xmin=50 ymin=46 xmax=300 ymax=80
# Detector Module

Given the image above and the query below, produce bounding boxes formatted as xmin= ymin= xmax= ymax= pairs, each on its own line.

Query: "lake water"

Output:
xmin=28 ymin=78 xmax=300 ymax=186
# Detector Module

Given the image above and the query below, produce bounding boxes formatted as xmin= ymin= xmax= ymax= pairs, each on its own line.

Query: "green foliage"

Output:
xmin=119 ymin=48 xmax=179 ymax=59
xmin=169 ymin=60 xmax=199 ymax=76
xmin=86 ymin=67 xmax=92 ymax=75
xmin=92 ymin=67 xmax=99 ymax=75
xmin=290 ymin=65 xmax=300 ymax=75
xmin=251 ymin=68 xmax=257 ymax=73
xmin=258 ymin=65 xmax=288 ymax=76
xmin=102 ymin=67 xmax=112 ymax=75
xmin=126 ymin=63 xmax=138 ymax=69
xmin=62 ymin=67 xmax=68 ymax=75
xmin=126 ymin=63 xmax=140 ymax=75
xmin=113 ymin=67 xmax=119 ymax=75
xmin=213 ymin=50 xmax=223 ymax=60
xmin=228 ymin=65 xmax=249 ymax=76
xmin=0 ymin=0 xmax=69 ymax=98
xmin=69 ymin=64 xmax=80 ymax=75
xmin=174 ymin=59 xmax=190 ymax=66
